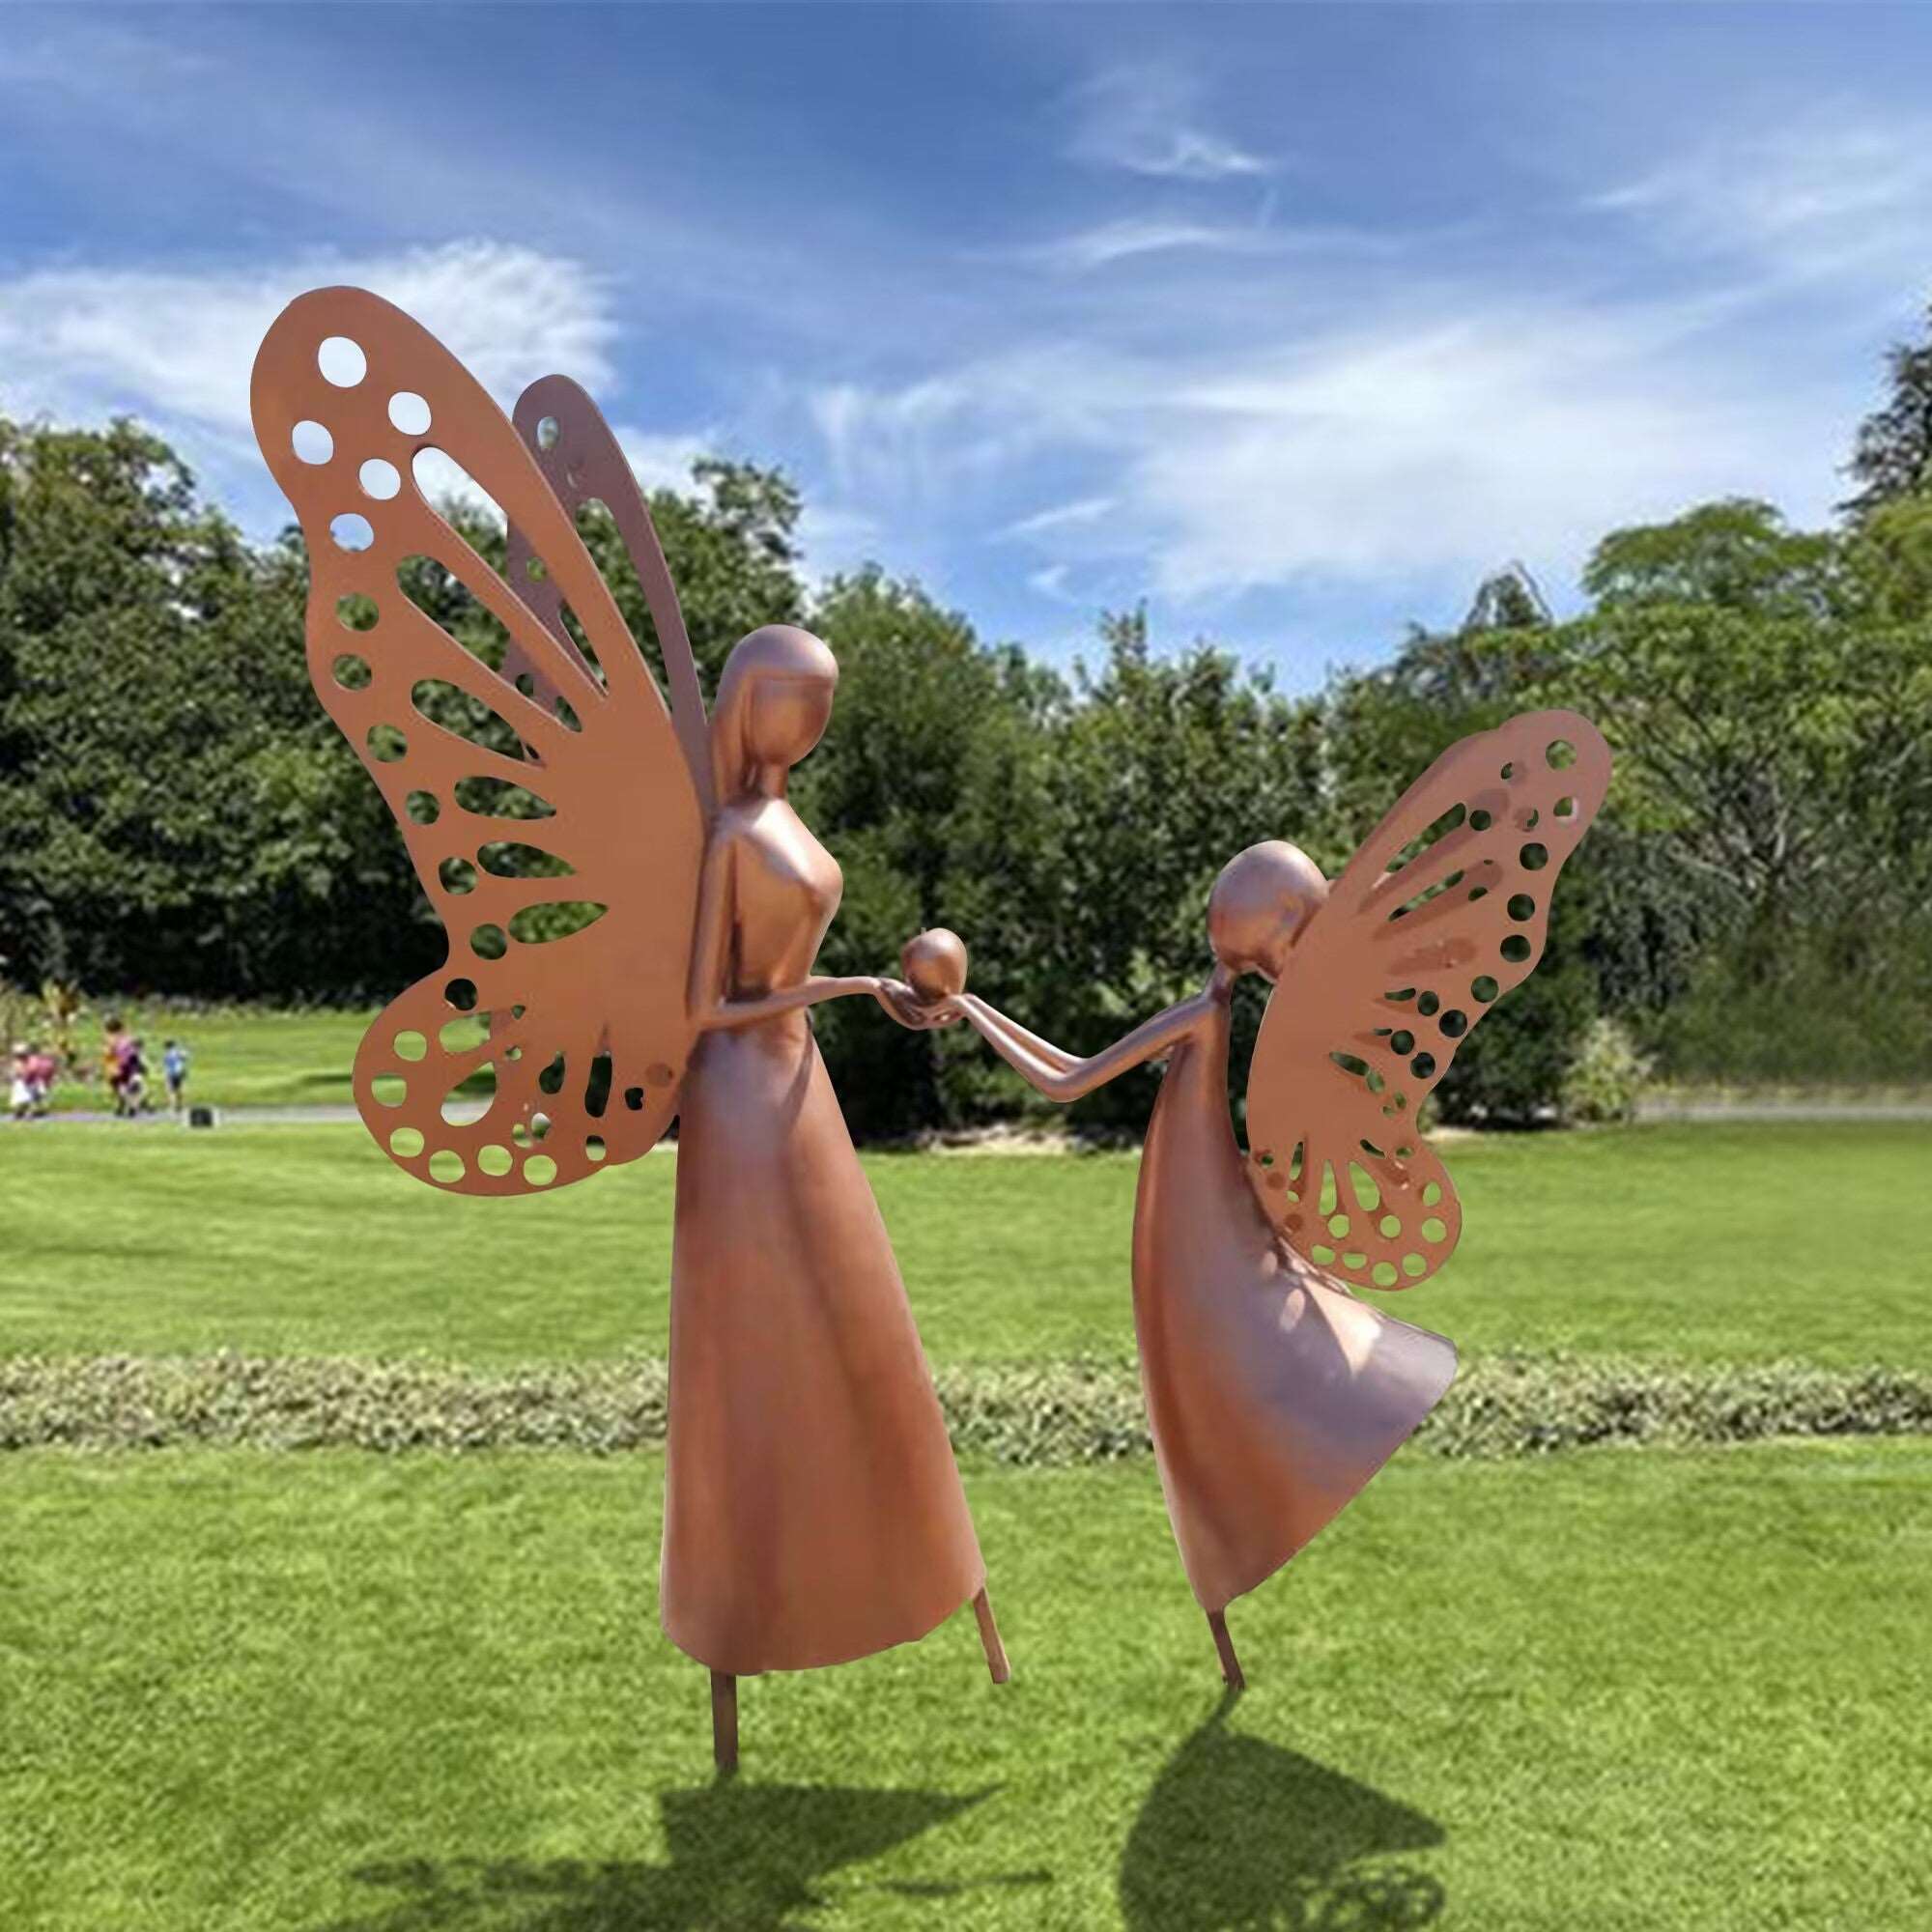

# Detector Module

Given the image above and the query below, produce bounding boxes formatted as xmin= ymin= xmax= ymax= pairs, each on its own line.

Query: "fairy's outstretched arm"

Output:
xmin=687 ymin=833 xmax=911 ymax=1032
xmin=951 ymin=991 xmax=1210 ymax=1103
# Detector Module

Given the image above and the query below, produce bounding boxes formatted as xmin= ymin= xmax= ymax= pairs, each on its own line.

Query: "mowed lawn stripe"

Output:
xmin=5 ymin=1122 xmax=1928 ymax=1370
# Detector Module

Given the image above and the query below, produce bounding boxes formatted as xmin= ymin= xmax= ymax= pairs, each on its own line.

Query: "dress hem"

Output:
xmin=659 ymin=1564 xmax=988 ymax=1677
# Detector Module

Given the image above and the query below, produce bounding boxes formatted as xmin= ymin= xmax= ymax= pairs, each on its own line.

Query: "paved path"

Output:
xmin=25 ymin=1104 xmax=382 ymax=1127
xmin=1635 ymin=1099 xmax=1932 ymax=1122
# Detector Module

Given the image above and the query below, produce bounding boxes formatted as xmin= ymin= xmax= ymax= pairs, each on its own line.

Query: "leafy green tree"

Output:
xmin=799 ymin=568 xmax=1029 ymax=1133
xmin=1583 ymin=498 xmax=1837 ymax=618
xmin=1842 ymin=302 xmax=1932 ymax=517
xmin=982 ymin=611 xmax=1325 ymax=1135
xmin=0 ymin=418 xmax=401 ymax=995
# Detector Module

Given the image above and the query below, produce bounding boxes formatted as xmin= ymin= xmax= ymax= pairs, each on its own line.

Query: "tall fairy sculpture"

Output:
xmin=250 ymin=287 xmax=1007 ymax=1773
xmin=916 ymin=715 xmax=1610 ymax=1686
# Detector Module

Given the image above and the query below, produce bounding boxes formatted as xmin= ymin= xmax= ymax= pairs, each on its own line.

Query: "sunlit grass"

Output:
xmin=5 ymin=1122 xmax=1927 ymax=1371
xmin=4 ymin=1441 xmax=1928 ymax=1931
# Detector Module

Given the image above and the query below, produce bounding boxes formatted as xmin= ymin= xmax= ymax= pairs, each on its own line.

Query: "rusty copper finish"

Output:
xmin=943 ymin=712 xmax=1609 ymax=1668
xmin=252 ymin=288 xmax=999 ymax=1766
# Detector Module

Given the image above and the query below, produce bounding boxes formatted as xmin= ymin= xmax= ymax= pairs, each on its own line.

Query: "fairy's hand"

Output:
xmin=872 ymin=978 xmax=933 ymax=1027
xmin=878 ymin=980 xmax=960 ymax=1030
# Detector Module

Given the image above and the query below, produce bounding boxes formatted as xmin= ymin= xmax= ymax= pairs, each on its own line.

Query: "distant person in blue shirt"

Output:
xmin=162 ymin=1039 xmax=190 ymax=1116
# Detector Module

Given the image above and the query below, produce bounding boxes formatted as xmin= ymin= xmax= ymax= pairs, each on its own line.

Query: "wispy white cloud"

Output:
xmin=1015 ymin=214 xmax=1281 ymax=272
xmin=0 ymin=242 xmax=624 ymax=516
xmin=795 ymin=501 xmax=888 ymax=586
xmin=1002 ymin=497 xmax=1115 ymax=539
xmin=614 ymin=426 xmax=715 ymax=497
xmin=1588 ymin=109 xmax=1932 ymax=290
xmin=808 ymin=291 xmax=1838 ymax=610
xmin=1067 ymin=62 xmax=1274 ymax=182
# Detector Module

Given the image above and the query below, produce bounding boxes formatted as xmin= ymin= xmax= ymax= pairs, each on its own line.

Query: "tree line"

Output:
xmin=7 ymin=306 xmax=1932 ymax=1135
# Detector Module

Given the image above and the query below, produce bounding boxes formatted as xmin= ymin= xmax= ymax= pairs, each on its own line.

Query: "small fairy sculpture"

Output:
xmin=251 ymin=287 xmax=1006 ymax=1773
xmin=917 ymin=715 xmax=1610 ymax=1685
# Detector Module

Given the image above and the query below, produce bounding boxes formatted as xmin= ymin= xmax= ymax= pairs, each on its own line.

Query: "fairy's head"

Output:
xmin=711 ymin=625 xmax=838 ymax=799
xmin=1208 ymin=840 xmax=1328 ymax=982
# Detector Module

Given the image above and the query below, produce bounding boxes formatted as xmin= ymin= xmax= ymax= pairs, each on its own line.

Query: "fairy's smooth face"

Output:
xmin=1208 ymin=841 xmax=1329 ymax=982
xmin=745 ymin=674 xmax=835 ymax=769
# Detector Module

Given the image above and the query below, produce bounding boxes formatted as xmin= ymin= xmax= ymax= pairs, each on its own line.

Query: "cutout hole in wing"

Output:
xmin=441 ymin=1064 xmax=495 ymax=1122
xmin=410 ymin=676 xmax=526 ymax=756
xmin=555 ymin=598 xmax=607 ymax=689
xmin=411 ymin=448 xmax=506 ymax=532
xmin=318 ymin=335 xmax=366 ymax=386
xmin=1385 ymin=802 xmax=1465 ymax=874
xmin=1388 ymin=867 xmax=1464 ymax=922
xmin=438 ymin=1013 xmax=488 ymax=1054
xmin=388 ymin=390 xmax=432 ymax=436
xmin=454 ymin=777 xmax=555 ymax=818
xmin=584 ymin=1053 xmax=613 ymax=1119
xmin=293 ymin=420 xmax=333 ymax=464
xmin=396 ymin=553 xmax=511 ymax=670
xmin=574 ymin=497 xmax=666 ymax=692
xmin=479 ymin=841 xmax=575 ymax=880
xmin=508 ymin=901 xmax=609 ymax=944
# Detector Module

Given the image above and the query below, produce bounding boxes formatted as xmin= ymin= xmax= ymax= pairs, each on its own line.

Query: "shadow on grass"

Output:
xmin=323 ymin=1781 xmax=1052 ymax=1930
xmin=1120 ymin=1690 xmax=1447 ymax=1930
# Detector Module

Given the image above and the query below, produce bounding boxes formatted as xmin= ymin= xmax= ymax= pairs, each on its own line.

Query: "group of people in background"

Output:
xmin=8 ymin=1019 xmax=190 ymax=1122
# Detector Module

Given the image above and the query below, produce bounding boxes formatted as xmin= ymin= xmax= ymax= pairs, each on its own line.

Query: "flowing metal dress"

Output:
xmin=1135 ymin=997 xmax=1457 ymax=1614
xmin=661 ymin=810 xmax=985 ymax=1674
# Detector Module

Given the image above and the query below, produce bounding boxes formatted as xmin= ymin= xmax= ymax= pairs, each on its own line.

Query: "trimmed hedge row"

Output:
xmin=4 ymin=1352 xmax=1930 ymax=1462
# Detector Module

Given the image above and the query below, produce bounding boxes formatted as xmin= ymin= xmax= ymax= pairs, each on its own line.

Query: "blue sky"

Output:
xmin=4 ymin=4 xmax=1931 ymax=688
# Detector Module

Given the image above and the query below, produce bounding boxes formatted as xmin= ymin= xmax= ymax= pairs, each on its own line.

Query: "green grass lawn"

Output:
xmin=5 ymin=1121 xmax=1927 ymax=1370
xmin=5 ymin=1441 xmax=1928 ymax=1931
xmin=27 ymin=1005 xmax=373 ymax=1114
